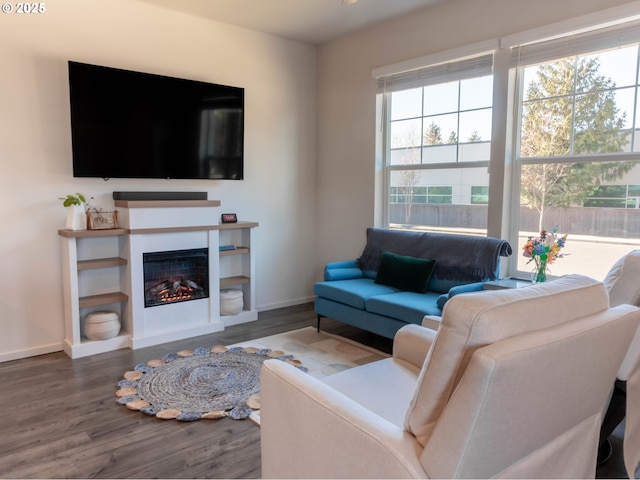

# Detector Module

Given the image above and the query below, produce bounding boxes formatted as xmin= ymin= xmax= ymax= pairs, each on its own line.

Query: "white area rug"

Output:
xmin=233 ymin=326 xmax=389 ymax=379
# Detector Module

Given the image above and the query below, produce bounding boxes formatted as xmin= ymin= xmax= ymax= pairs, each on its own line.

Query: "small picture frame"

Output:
xmin=221 ymin=213 xmax=238 ymax=224
xmin=88 ymin=211 xmax=119 ymax=230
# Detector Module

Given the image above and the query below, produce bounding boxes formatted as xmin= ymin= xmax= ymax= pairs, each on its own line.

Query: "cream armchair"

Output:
xmin=601 ymin=250 xmax=640 ymax=476
xmin=260 ymin=274 xmax=640 ymax=478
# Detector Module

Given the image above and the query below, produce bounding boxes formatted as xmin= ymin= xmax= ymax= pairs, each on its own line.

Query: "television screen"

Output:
xmin=68 ymin=61 xmax=244 ymax=180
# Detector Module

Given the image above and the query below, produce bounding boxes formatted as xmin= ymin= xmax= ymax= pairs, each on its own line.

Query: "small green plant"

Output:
xmin=60 ymin=193 xmax=86 ymax=207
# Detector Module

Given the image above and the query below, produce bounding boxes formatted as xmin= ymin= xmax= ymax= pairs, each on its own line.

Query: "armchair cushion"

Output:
xmin=318 ymin=324 xmax=437 ymax=428
xmin=322 ymin=357 xmax=420 ymax=428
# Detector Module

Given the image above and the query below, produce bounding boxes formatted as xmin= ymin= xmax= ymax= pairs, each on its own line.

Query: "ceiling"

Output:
xmin=138 ymin=0 xmax=445 ymax=45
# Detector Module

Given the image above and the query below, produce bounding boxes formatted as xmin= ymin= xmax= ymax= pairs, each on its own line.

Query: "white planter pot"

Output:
xmin=66 ymin=204 xmax=87 ymax=230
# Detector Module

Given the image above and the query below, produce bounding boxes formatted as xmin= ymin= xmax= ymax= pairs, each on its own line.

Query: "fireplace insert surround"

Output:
xmin=143 ymin=248 xmax=209 ymax=308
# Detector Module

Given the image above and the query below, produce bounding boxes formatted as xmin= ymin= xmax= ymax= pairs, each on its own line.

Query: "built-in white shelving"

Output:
xmin=59 ymin=228 xmax=130 ymax=358
xmin=59 ymin=200 xmax=258 ymax=358
xmin=218 ymin=221 xmax=258 ymax=326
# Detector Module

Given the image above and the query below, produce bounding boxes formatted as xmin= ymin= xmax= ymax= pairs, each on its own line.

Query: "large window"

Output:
xmin=377 ymin=16 xmax=640 ymax=280
xmin=381 ymin=54 xmax=493 ymax=233
xmin=513 ymin=23 xmax=640 ymax=279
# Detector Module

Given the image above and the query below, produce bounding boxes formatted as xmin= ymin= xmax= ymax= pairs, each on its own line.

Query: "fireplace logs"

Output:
xmin=146 ymin=278 xmax=206 ymax=306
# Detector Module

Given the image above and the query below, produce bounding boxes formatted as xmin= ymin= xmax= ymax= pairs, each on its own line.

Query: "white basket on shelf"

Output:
xmin=220 ymin=289 xmax=244 ymax=316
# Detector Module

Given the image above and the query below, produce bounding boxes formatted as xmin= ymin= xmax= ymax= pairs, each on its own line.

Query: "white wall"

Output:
xmin=3 ymin=0 xmax=637 ymax=362
xmin=0 ymin=0 xmax=317 ymax=361
xmin=315 ymin=0 xmax=639 ymax=275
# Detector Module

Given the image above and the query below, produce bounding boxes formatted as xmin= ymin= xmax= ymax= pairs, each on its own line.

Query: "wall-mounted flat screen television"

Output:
xmin=68 ymin=61 xmax=244 ymax=180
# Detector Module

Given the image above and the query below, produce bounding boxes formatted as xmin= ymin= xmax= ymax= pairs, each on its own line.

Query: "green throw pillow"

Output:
xmin=375 ymin=251 xmax=436 ymax=293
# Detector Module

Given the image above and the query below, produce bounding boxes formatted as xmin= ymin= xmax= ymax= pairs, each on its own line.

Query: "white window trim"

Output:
xmin=371 ymin=1 xmax=640 ymax=82
xmin=500 ymin=1 xmax=640 ymax=49
xmin=371 ymin=39 xmax=499 ymax=80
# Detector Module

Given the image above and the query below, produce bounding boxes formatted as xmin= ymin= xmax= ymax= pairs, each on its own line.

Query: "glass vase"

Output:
xmin=532 ymin=261 xmax=548 ymax=283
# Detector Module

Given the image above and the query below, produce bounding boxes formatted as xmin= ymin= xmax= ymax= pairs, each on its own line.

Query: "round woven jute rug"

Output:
xmin=116 ymin=345 xmax=306 ymax=421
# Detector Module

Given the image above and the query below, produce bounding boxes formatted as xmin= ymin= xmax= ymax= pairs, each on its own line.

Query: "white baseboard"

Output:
xmin=256 ymin=296 xmax=315 ymax=312
xmin=223 ymin=309 xmax=258 ymax=327
xmin=0 ymin=342 xmax=63 ymax=363
xmin=129 ymin=321 xmax=225 ymax=349
xmin=1 ymin=299 xmax=316 ymax=363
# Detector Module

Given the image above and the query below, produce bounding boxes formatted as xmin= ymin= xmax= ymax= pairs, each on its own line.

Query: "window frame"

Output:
xmin=507 ymin=24 xmax=640 ymax=279
xmin=375 ymin=9 xmax=640 ymax=280
xmin=380 ymin=52 xmax=495 ymax=231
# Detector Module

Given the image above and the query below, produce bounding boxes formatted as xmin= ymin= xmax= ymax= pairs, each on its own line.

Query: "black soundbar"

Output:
xmin=112 ymin=191 xmax=208 ymax=201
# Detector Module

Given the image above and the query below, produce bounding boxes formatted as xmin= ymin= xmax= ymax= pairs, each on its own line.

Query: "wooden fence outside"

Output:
xmin=389 ymin=204 xmax=640 ymax=238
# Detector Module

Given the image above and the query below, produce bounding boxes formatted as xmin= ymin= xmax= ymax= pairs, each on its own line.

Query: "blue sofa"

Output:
xmin=314 ymin=228 xmax=513 ymax=338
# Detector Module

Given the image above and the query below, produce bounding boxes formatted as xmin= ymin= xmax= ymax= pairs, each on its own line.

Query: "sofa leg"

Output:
xmin=317 ymin=314 xmax=322 ymax=333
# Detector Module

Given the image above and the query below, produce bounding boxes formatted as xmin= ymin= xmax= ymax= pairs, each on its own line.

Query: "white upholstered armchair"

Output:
xmin=260 ymin=274 xmax=640 ymax=478
xmin=600 ymin=250 xmax=640 ymax=477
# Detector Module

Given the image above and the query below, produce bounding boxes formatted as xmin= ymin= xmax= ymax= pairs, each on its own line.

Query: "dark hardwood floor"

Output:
xmin=0 ymin=303 xmax=391 ymax=479
xmin=0 ymin=303 xmax=627 ymax=478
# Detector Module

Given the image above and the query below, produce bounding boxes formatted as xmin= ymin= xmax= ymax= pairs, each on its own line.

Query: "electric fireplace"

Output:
xmin=143 ymin=248 xmax=209 ymax=308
